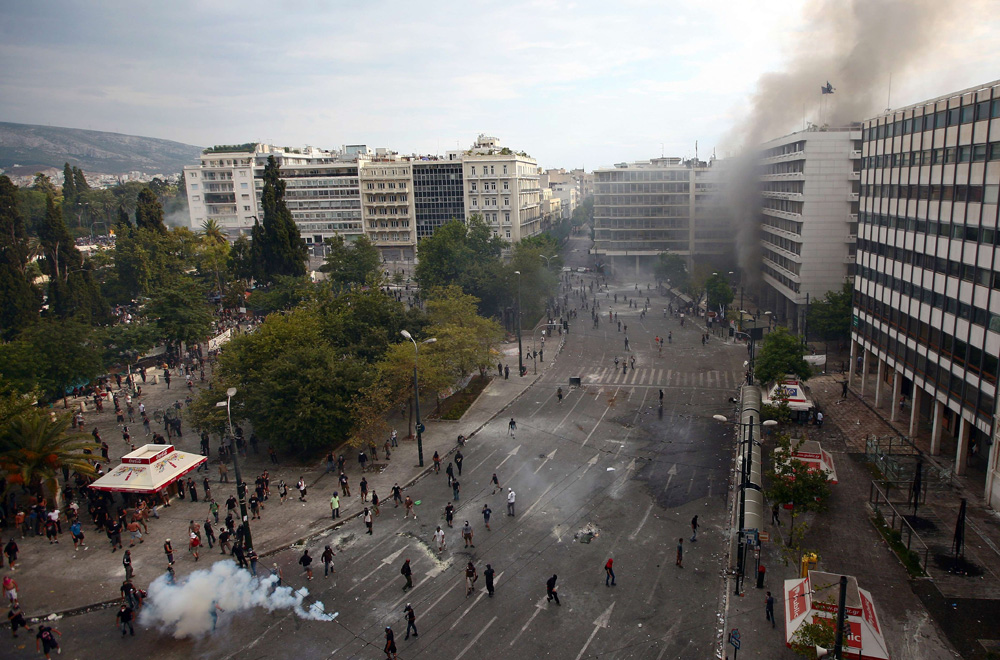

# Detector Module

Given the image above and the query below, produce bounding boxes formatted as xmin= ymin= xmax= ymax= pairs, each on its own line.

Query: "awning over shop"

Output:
xmin=89 ymin=444 xmax=207 ymax=494
xmin=774 ymin=439 xmax=839 ymax=484
xmin=784 ymin=571 xmax=889 ymax=659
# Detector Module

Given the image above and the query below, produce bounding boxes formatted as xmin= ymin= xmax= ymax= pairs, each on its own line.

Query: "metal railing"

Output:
xmin=868 ymin=481 xmax=931 ymax=575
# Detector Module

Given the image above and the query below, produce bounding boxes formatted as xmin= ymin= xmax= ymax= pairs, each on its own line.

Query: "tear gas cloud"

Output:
xmin=140 ymin=560 xmax=336 ymax=639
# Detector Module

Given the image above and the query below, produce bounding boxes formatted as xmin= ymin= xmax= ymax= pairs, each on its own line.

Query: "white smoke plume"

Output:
xmin=139 ymin=560 xmax=337 ymax=638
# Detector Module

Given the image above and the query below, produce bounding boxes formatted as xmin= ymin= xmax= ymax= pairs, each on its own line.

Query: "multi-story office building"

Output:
xmin=185 ymin=144 xmax=363 ymax=246
xmin=850 ymin=80 xmax=1000 ymax=506
xmin=592 ymin=157 xmax=728 ymax=275
xmin=456 ymin=135 xmax=541 ymax=242
xmin=758 ymin=127 xmax=862 ymax=330
xmin=412 ymin=159 xmax=465 ymax=240
xmin=359 ymin=160 xmax=416 ymax=260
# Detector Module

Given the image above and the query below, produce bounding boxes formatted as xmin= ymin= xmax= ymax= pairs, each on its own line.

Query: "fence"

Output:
xmin=865 ymin=434 xmax=956 ymax=490
xmin=868 ymin=481 xmax=931 ymax=575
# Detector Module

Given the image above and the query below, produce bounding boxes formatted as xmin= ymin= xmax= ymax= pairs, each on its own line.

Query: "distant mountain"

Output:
xmin=0 ymin=122 xmax=203 ymax=176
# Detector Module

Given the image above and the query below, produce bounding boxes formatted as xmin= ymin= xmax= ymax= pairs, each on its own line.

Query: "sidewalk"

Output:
xmin=5 ymin=338 xmax=556 ymax=621
xmin=721 ymin=373 xmax=998 ymax=659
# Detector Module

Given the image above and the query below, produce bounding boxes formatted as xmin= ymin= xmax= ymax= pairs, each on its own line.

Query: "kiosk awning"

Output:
xmin=784 ymin=572 xmax=889 ymax=659
xmin=89 ymin=444 xmax=207 ymax=494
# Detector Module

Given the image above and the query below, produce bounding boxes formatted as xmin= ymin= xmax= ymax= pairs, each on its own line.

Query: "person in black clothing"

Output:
xmin=384 ymin=627 xmax=397 ymax=659
xmin=454 ymin=451 xmax=464 ymax=476
xmin=8 ymin=604 xmax=32 ymax=637
xmin=403 ymin=603 xmax=417 ymax=639
xmin=116 ymin=604 xmax=135 ymax=636
xmin=546 ymin=574 xmax=560 ymax=605
xmin=299 ymin=549 xmax=314 ymax=580
xmin=484 ymin=564 xmax=495 ymax=597
xmin=400 ymin=559 xmax=412 ymax=591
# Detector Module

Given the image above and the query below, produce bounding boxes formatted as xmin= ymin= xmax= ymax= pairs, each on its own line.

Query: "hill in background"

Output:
xmin=0 ymin=122 xmax=203 ymax=176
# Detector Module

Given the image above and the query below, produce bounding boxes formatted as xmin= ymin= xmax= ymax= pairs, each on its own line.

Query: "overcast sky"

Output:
xmin=2 ymin=1 xmax=999 ymax=170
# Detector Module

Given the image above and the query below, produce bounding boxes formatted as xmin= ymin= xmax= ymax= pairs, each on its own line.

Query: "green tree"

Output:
xmin=755 ymin=326 xmax=812 ymax=385
xmin=37 ymin=194 xmax=107 ymax=321
xmin=72 ymin=167 xmax=90 ymax=194
xmin=0 ymin=408 xmax=99 ymax=500
xmin=415 ymin=215 xmax=506 ymax=316
xmin=766 ymin=434 xmax=832 ymax=548
xmin=653 ymin=252 xmax=690 ymax=290
xmin=0 ymin=176 xmax=39 ymax=339
xmin=0 ymin=319 xmax=103 ymax=404
xmin=806 ymin=280 xmax=853 ymax=344
xmin=255 ymin=156 xmax=307 ymax=282
xmin=246 ymin=275 xmax=315 ymax=315
xmin=101 ymin=322 xmax=157 ymax=374
xmin=208 ymin=305 xmax=367 ymax=453
xmin=426 ymin=285 xmax=504 ymax=378
xmin=62 ymin=163 xmax=76 ymax=203
xmin=705 ymin=272 xmax=734 ymax=310
xmin=320 ymin=235 xmax=381 ymax=287
xmin=135 ymin=188 xmax=166 ymax=233
xmin=146 ymin=276 xmax=214 ymax=348
xmin=228 ymin=234 xmax=255 ymax=282
xmin=32 ymin=173 xmax=57 ymax=197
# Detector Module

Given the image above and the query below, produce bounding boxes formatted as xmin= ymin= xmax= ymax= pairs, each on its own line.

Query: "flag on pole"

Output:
xmin=821 ymin=81 xmax=835 ymax=95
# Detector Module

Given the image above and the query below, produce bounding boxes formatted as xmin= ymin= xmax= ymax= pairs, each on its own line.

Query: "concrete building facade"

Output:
xmin=849 ymin=80 xmax=1000 ymax=506
xmin=592 ymin=157 xmax=728 ymax=275
xmin=456 ymin=135 xmax=541 ymax=242
xmin=360 ymin=160 xmax=416 ymax=260
xmin=758 ymin=127 xmax=862 ymax=331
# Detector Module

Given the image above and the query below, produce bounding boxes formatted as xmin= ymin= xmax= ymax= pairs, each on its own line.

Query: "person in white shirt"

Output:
xmin=433 ymin=526 xmax=446 ymax=552
xmin=507 ymin=488 xmax=516 ymax=516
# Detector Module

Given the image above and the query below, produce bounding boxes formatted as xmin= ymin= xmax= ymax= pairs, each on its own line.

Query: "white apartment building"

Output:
xmin=185 ymin=144 xmax=364 ymax=246
xmin=758 ymin=127 xmax=862 ymax=330
xmin=592 ymin=157 xmax=727 ymax=276
xmin=455 ymin=135 xmax=541 ymax=242
xmin=850 ymin=80 xmax=1000 ymax=505
xmin=540 ymin=169 xmax=579 ymax=219
xmin=360 ymin=160 xmax=417 ymax=260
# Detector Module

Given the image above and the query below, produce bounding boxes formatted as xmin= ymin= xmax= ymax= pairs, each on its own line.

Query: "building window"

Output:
xmin=503 ymin=165 xmax=508 ymax=174
xmin=191 ymin=184 xmax=199 ymax=190
xmin=243 ymin=206 xmax=251 ymax=211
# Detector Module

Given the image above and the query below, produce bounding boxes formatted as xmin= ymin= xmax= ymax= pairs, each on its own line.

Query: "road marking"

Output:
xmin=609 ymin=458 xmax=636 ymax=499
xmin=454 ymin=615 xmax=498 ymax=660
xmin=666 ymin=369 xmax=672 ymax=385
xmin=353 ymin=528 xmax=405 ymax=563
xmin=582 ymin=387 xmax=618 ymax=447
xmin=422 ymin=580 xmax=462 ymax=619
xmin=630 ymin=368 xmax=639 ymax=384
xmin=509 ymin=597 xmax=548 ymax=646
xmin=494 ymin=445 xmax=520 ymax=471
xmin=467 ymin=447 xmax=499 ymax=474
xmin=534 ymin=448 xmax=557 ymax=474
xmin=347 ymin=546 xmax=406 ymax=593
xmin=530 ymin=389 xmax=558 ymax=418
xmin=656 ymin=368 xmax=663 ymax=383
xmin=645 ymin=552 xmax=669 ymax=604
xmin=628 ymin=502 xmax=655 ymax=541
xmin=553 ymin=392 xmax=589 ymax=434
xmin=450 ymin=571 xmax=504 ymax=630
xmin=580 ymin=453 xmax=600 ymax=477
xmin=617 ymin=388 xmax=647 ymax=456
xmin=521 ymin=482 xmax=556 ymax=518
xmin=574 ymin=602 xmax=616 ymax=660
xmin=662 ymin=463 xmax=678 ymax=493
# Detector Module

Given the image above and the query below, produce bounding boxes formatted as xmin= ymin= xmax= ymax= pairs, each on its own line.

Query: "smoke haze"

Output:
xmin=140 ymin=560 xmax=336 ymax=638
xmin=721 ymin=0 xmax=961 ymax=278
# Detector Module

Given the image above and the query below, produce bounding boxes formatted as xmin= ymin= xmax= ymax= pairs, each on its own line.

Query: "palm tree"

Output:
xmin=200 ymin=219 xmax=227 ymax=245
xmin=0 ymin=409 xmax=99 ymax=502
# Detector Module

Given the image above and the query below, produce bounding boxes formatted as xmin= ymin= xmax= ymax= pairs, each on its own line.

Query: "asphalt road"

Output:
xmin=21 ymin=235 xmax=749 ymax=659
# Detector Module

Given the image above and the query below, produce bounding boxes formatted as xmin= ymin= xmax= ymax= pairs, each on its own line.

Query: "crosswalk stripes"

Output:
xmin=580 ymin=368 xmax=743 ymax=388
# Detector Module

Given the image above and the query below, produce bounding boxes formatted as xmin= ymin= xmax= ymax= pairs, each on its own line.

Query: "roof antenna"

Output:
xmin=695 ymin=140 xmax=698 ymax=161
xmin=660 ymin=143 xmax=664 ymax=158
xmin=885 ymin=73 xmax=892 ymax=113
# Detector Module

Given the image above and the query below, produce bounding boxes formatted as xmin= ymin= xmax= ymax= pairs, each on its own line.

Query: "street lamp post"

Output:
xmin=514 ymin=270 xmax=523 ymax=377
xmin=401 ymin=330 xmax=436 ymax=467
xmin=539 ymin=254 xmax=558 ymax=268
xmin=714 ymin=414 xmax=778 ymax=594
xmin=216 ymin=387 xmax=253 ymax=553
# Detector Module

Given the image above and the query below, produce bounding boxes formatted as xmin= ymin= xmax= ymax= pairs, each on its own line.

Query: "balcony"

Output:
xmin=847 ymin=192 xmax=859 ymax=202
xmin=760 ymin=172 xmax=805 ymax=181
xmin=849 ymin=171 xmax=861 ymax=180
xmin=850 ymin=150 xmax=862 ymax=159
xmin=845 ymin=254 xmax=857 ymax=263
xmin=846 ymin=234 xmax=857 ymax=242
xmin=762 ymin=191 xmax=803 ymax=200
xmin=761 ymin=207 xmax=802 ymax=220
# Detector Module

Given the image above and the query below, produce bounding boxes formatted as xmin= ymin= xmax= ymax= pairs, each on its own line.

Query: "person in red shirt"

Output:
xmin=605 ymin=558 xmax=616 ymax=586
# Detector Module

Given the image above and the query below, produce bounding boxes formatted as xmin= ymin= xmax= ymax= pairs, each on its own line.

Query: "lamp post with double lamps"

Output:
xmin=216 ymin=387 xmax=253 ymax=552
xmin=714 ymin=414 xmax=778 ymax=593
xmin=514 ymin=270 xmax=523 ymax=377
xmin=401 ymin=330 xmax=437 ymax=467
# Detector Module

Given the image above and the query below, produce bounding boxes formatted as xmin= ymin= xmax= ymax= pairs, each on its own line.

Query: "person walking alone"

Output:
xmin=675 ymin=538 xmax=683 ymax=567
xmin=403 ymin=603 xmax=418 ymax=639
xmin=484 ymin=563 xmax=495 ymax=597
xmin=690 ymin=515 xmax=699 ymax=542
xmin=508 ymin=417 xmax=516 ymax=436
xmin=461 ymin=521 xmax=475 ymax=548
xmin=116 ymin=603 xmax=135 ymax=637
xmin=400 ymin=559 xmax=412 ymax=591
xmin=546 ymin=574 xmax=560 ymax=605
xmin=299 ymin=549 xmax=314 ymax=580
xmin=605 ymin=558 xmax=616 ymax=586
xmin=364 ymin=508 xmax=373 ymax=535
xmin=434 ymin=526 xmax=446 ymax=552
xmin=507 ymin=488 xmax=516 ymax=516
xmin=765 ymin=591 xmax=776 ymax=627
xmin=482 ymin=503 xmax=492 ymax=531
xmin=465 ymin=562 xmax=478 ymax=597
xmin=321 ymin=545 xmax=335 ymax=577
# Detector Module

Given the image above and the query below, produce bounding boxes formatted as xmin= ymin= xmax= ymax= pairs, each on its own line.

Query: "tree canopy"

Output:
xmin=806 ymin=280 xmax=853 ymax=342
xmin=0 ymin=176 xmax=39 ymax=339
xmin=253 ymin=156 xmax=307 ymax=282
xmin=653 ymin=253 xmax=690 ymax=290
xmin=704 ymin=272 xmax=734 ymax=310
xmin=766 ymin=434 xmax=832 ymax=548
xmin=135 ymin=187 xmax=167 ymax=233
xmin=320 ymin=235 xmax=381 ymax=287
xmin=755 ymin=326 xmax=812 ymax=385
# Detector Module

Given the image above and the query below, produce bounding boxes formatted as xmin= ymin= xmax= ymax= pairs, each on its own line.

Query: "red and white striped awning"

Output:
xmin=784 ymin=572 xmax=889 ymax=659
xmin=89 ymin=444 xmax=206 ymax=494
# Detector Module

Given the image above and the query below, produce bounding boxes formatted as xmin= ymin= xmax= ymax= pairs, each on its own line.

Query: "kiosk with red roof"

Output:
xmin=785 ymin=571 xmax=889 ymax=659
xmin=88 ymin=444 xmax=207 ymax=495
